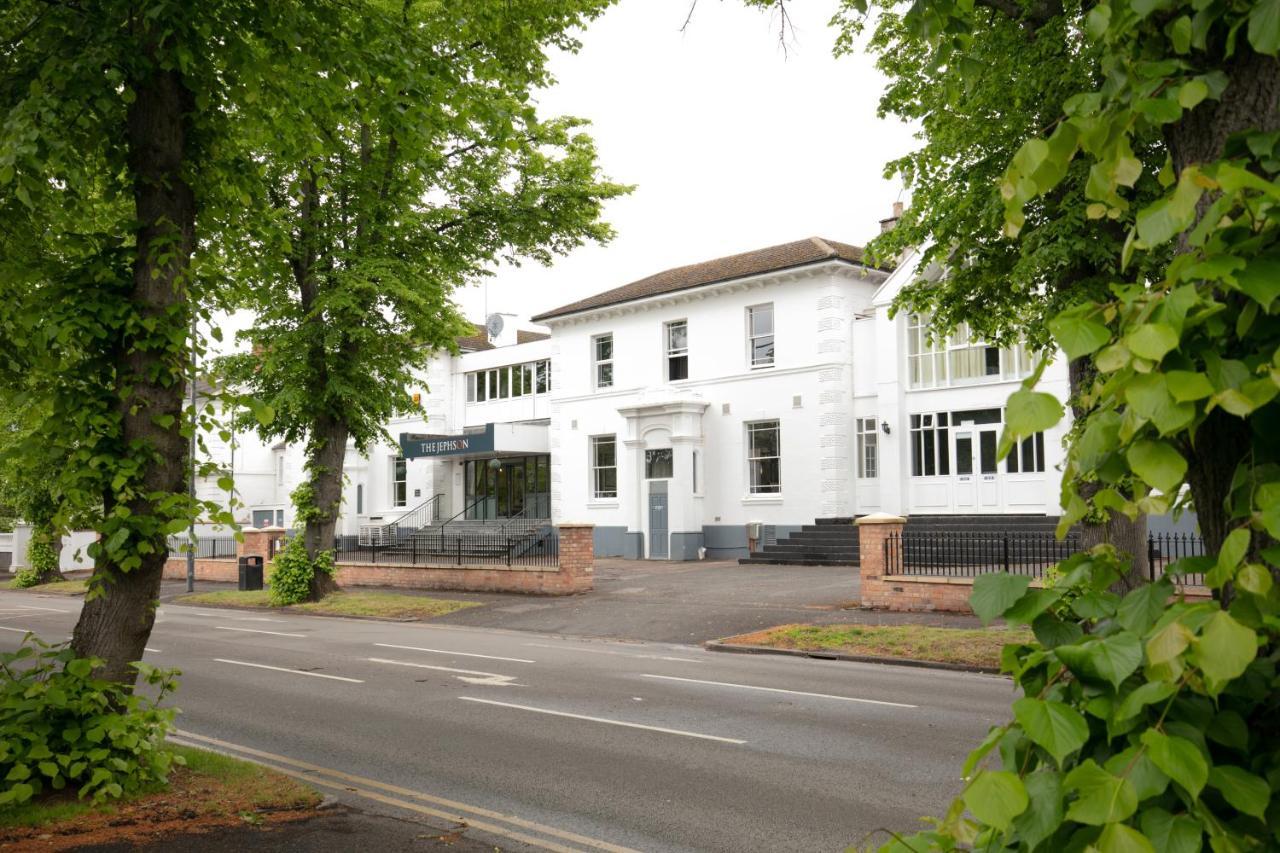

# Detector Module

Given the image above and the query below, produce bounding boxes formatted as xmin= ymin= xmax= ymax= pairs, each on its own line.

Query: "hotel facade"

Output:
xmin=212 ymin=236 xmax=1072 ymax=561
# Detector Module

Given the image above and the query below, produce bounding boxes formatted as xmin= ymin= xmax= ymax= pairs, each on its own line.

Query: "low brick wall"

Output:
xmin=162 ymin=522 xmax=595 ymax=597
xmin=162 ymin=557 xmax=239 ymax=583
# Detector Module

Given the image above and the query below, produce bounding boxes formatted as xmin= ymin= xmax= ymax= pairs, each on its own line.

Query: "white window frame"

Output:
xmin=746 ymin=420 xmax=781 ymax=494
xmin=909 ymin=413 xmax=951 ymax=477
xmin=593 ymin=333 xmax=614 ymax=389
xmin=665 ymin=319 xmax=688 ymax=381
xmin=907 ymin=313 xmax=1035 ymax=389
xmin=856 ymin=418 xmax=878 ymax=479
xmin=746 ymin=304 xmax=775 ymax=369
xmin=391 ymin=455 xmax=407 ymax=508
xmin=591 ymin=435 xmax=618 ymax=499
xmin=1006 ymin=431 xmax=1047 ymax=474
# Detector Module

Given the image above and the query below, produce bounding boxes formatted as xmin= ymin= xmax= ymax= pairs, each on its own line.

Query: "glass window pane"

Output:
xmin=598 ymin=362 xmax=613 ymax=387
xmin=645 ymin=448 xmax=673 ymax=479
xmin=536 ymin=360 xmax=549 ymax=393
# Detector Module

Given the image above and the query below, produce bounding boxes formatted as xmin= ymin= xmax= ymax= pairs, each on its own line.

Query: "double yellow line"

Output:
xmin=171 ymin=729 xmax=638 ymax=853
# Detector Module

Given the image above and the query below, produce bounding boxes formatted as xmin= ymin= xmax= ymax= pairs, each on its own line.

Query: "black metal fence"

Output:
xmin=1147 ymin=532 xmax=1207 ymax=586
xmin=333 ymin=530 xmax=559 ymax=568
xmin=167 ymin=536 xmax=238 ymax=559
xmin=885 ymin=529 xmax=1209 ymax=586
xmin=885 ymin=531 xmax=1081 ymax=579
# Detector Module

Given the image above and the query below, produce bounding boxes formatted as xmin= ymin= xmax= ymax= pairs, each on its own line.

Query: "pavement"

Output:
xmin=160 ymin=557 xmax=981 ymax=644
xmin=0 ymin=585 xmax=1011 ymax=853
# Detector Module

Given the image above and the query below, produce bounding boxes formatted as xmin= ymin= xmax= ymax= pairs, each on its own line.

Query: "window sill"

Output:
xmin=741 ymin=494 xmax=783 ymax=504
xmin=587 ymin=499 xmax=619 ymax=508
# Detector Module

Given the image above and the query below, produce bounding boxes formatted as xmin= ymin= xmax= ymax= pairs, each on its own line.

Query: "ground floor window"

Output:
xmin=910 ymin=413 xmax=951 ymax=476
xmin=1007 ymin=431 xmax=1047 ymax=473
xmin=856 ymin=418 xmax=878 ymax=478
xmin=591 ymin=437 xmax=617 ymax=499
xmin=747 ymin=420 xmax=781 ymax=493
xmin=463 ymin=455 xmax=550 ymax=519
xmin=391 ymin=455 xmax=407 ymax=507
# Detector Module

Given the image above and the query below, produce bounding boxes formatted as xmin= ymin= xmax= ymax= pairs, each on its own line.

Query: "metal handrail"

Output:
xmin=437 ymin=495 xmax=488 ymax=538
xmin=390 ymin=492 xmax=446 ymax=527
xmin=498 ymin=505 xmax=531 ymax=535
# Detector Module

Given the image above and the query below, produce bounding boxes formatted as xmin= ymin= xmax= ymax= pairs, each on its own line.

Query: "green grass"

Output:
xmin=175 ymin=588 xmax=480 ymax=620
xmin=0 ymin=743 xmax=318 ymax=830
xmin=724 ymin=623 xmax=1033 ymax=669
xmin=0 ymin=578 xmax=88 ymax=595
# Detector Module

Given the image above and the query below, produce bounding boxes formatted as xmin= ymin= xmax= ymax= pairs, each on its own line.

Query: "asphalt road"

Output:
xmin=0 ymin=591 xmax=1015 ymax=852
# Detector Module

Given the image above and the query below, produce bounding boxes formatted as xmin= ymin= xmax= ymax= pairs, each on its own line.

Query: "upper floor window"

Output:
xmin=856 ymin=418 xmax=878 ymax=479
xmin=275 ymin=451 xmax=285 ymax=487
xmin=593 ymin=334 xmax=614 ymax=389
xmin=591 ymin=435 xmax=617 ymax=499
xmin=747 ymin=420 xmax=781 ymax=494
xmin=466 ymin=359 xmax=550 ymax=403
xmin=391 ymin=455 xmax=407 ymax=507
xmin=666 ymin=320 xmax=688 ymax=381
xmin=747 ymin=304 xmax=775 ymax=368
xmin=907 ymin=313 xmax=1033 ymax=389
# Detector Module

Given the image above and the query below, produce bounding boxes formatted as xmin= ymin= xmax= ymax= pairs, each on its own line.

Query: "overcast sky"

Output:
xmin=460 ymin=0 xmax=918 ymax=324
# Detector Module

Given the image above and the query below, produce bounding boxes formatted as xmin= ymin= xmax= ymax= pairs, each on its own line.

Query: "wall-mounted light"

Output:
xmin=881 ymin=421 xmax=891 ymax=435
xmin=487 ymin=457 xmax=501 ymax=471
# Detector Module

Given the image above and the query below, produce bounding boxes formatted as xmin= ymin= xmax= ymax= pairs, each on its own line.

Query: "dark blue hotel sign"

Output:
xmin=399 ymin=424 xmax=495 ymax=459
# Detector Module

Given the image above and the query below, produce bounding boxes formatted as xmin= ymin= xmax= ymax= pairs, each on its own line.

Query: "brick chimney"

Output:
xmin=879 ymin=201 xmax=904 ymax=233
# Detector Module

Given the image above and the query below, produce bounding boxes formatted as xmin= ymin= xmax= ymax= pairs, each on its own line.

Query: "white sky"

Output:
xmin=460 ymin=0 xmax=918 ymax=324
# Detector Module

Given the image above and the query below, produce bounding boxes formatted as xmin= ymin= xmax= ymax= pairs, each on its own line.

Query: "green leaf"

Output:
xmin=1248 ymin=0 xmax=1280 ymax=53
xmin=1176 ymin=78 xmax=1208 ymax=109
xmin=1141 ymin=730 xmax=1208 ymax=798
xmin=962 ymin=770 xmax=1028 ymax=831
xmin=1235 ymin=252 xmax=1280 ymax=311
xmin=1014 ymin=697 xmax=1090 ymax=765
xmin=1192 ymin=610 xmax=1257 ymax=694
xmin=1056 ymin=632 xmax=1143 ymax=690
xmin=1114 ymin=680 xmax=1175 ymax=721
xmin=1127 ymin=440 xmax=1187 ymax=493
xmin=970 ymin=573 xmax=1032 ymax=625
xmin=1049 ymin=310 xmax=1111 ymax=359
xmin=1135 ymin=170 xmax=1203 ymax=248
xmin=1165 ymin=370 xmax=1214 ymax=402
xmin=1104 ymin=746 xmax=1169 ymax=800
xmin=1064 ymin=760 xmax=1138 ymax=825
xmin=1125 ymin=323 xmax=1179 ymax=361
xmin=1117 ymin=578 xmax=1173 ymax=634
xmin=1208 ymin=765 xmax=1270 ymax=818
xmin=1097 ymin=823 xmax=1155 ymax=853
xmin=1012 ymin=770 xmax=1063 ymax=850
xmin=1005 ymin=390 xmax=1064 ymax=437
xmin=1140 ymin=808 xmax=1202 ymax=853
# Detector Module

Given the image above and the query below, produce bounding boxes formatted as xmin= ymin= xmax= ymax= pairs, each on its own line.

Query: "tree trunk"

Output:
xmin=301 ymin=414 xmax=347 ymax=600
xmin=70 ymin=58 xmax=195 ymax=686
xmin=1068 ymin=357 xmax=1150 ymax=589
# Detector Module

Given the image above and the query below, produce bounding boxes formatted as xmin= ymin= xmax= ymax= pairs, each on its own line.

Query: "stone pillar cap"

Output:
xmin=556 ymin=522 xmax=596 ymax=529
xmin=855 ymin=512 xmax=907 ymax=526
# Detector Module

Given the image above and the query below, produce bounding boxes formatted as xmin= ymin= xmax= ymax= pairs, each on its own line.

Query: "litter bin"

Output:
xmin=238 ymin=555 xmax=264 ymax=591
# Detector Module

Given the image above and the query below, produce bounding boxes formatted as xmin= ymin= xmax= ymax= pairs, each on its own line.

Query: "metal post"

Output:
xmin=1002 ymin=533 xmax=1010 ymax=573
xmin=186 ymin=316 xmax=197 ymax=594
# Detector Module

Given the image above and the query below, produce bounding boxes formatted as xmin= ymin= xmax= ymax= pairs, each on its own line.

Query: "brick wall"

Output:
xmin=164 ymin=523 xmax=595 ymax=597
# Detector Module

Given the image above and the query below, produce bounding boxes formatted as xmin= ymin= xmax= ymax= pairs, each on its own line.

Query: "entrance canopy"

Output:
xmin=400 ymin=422 xmax=548 ymax=461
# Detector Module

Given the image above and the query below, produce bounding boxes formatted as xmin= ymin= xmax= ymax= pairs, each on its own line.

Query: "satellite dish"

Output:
xmin=485 ymin=313 xmax=504 ymax=339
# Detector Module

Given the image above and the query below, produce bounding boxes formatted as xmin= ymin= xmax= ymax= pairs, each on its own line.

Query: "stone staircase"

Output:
xmin=737 ymin=514 xmax=1063 ymax=567
xmin=403 ymin=518 xmax=553 ymax=560
xmin=737 ymin=517 xmax=860 ymax=566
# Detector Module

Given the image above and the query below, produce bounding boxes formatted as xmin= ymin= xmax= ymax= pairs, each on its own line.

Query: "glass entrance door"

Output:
xmin=464 ymin=456 xmax=550 ymax=519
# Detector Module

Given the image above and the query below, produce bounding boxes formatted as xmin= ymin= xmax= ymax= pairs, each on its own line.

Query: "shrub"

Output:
xmin=13 ymin=535 xmax=58 ymax=589
xmin=267 ymin=538 xmax=334 ymax=606
xmin=0 ymin=637 xmax=181 ymax=808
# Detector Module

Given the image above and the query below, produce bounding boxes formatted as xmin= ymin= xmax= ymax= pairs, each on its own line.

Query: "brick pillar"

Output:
xmin=238 ymin=527 xmax=287 ymax=561
xmin=855 ymin=512 xmax=906 ymax=609
xmin=557 ymin=523 xmax=595 ymax=593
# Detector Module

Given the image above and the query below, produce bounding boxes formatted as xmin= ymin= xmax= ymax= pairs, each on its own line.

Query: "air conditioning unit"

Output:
xmin=358 ymin=523 xmax=398 ymax=547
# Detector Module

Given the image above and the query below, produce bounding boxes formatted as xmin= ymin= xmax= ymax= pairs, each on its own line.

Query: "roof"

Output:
xmin=516 ymin=329 xmax=550 ymax=344
xmin=531 ymin=237 xmax=885 ymax=322
xmin=455 ymin=323 xmax=494 ymax=352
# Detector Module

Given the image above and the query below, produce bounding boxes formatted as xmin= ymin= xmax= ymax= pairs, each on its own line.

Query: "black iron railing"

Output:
xmin=884 ymin=531 xmax=1080 ymax=579
xmin=167 ymin=535 xmax=238 ymax=559
xmin=1147 ymin=532 xmax=1207 ymax=586
xmin=333 ymin=529 xmax=558 ymax=568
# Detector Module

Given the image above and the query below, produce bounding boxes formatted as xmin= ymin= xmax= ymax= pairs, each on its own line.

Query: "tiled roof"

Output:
xmin=455 ymin=323 xmax=494 ymax=352
xmin=516 ymin=329 xmax=550 ymax=344
xmin=531 ymin=237 xmax=883 ymax=322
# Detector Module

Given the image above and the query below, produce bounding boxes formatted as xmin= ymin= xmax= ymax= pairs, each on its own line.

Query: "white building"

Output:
xmin=229 ymin=235 xmax=1073 ymax=561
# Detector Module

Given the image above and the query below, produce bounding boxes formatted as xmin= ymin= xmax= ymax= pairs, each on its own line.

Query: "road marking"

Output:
xmin=214 ymin=658 xmax=363 ymax=683
xmin=373 ymin=642 xmax=534 ymax=664
xmin=522 ymin=642 xmax=703 ymax=663
xmin=144 ymin=647 xmax=162 ymax=653
xmin=458 ymin=697 xmax=747 ymax=745
xmin=639 ymin=674 xmax=918 ymax=709
xmin=215 ymin=626 xmax=306 ymax=638
xmin=170 ymin=729 xmax=637 ymax=853
xmin=367 ymin=657 xmax=519 ymax=686
xmin=0 ymin=626 xmax=32 ymax=634
xmin=0 ymin=605 xmax=70 ymax=613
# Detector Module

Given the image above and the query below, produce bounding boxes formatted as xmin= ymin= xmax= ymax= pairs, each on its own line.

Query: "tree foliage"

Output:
xmin=215 ymin=0 xmax=628 ymax=587
xmin=806 ymin=0 xmax=1280 ymax=849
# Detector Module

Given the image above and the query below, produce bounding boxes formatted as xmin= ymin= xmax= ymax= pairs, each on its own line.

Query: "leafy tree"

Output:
xmin=785 ymin=0 xmax=1280 ymax=849
xmin=216 ymin=0 xmax=628 ymax=599
xmin=0 ymin=0 xmax=361 ymax=683
xmin=0 ymin=396 xmax=67 ymax=586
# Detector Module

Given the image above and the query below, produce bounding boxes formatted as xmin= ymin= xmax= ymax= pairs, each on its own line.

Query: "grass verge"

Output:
xmin=721 ymin=623 xmax=1032 ymax=669
xmin=0 ymin=578 xmax=88 ymax=595
xmin=175 ymin=588 xmax=480 ymax=620
xmin=0 ymin=742 xmax=320 ymax=848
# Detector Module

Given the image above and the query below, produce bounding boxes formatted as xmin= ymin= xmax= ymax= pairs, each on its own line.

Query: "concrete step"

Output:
xmin=738 ymin=556 xmax=859 ymax=567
